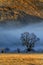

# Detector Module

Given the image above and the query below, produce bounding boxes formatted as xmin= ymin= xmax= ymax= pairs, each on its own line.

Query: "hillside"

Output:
xmin=0 ymin=0 xmax=43 ymax=22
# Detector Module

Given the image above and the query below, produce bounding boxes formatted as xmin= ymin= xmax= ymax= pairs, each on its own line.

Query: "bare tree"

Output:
xmin=17 ymin=48 xmax=20 ymax=53
xmin=21 ymin=32 xmax=40 ymax=51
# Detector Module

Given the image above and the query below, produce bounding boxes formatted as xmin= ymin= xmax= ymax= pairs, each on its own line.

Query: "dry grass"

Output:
xmin=0 ymin=54 xmax=43 ymax=65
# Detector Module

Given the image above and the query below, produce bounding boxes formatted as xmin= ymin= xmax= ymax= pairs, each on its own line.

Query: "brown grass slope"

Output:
xmin=0 ymin=54 xmax=43 ymax=65
xmin=0 ymin=0 xmax=43 ymax=21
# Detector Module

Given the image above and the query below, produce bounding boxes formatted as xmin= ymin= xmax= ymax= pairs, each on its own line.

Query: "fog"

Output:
xmin=0 ymin=21 xmax=43 ymax=50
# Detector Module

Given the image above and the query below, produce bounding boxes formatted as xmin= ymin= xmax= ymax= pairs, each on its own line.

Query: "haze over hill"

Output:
xmin=0 ymin=0 xmax=43 ymax=22
xmin=0 ymin=21 xmax=43 ymax=51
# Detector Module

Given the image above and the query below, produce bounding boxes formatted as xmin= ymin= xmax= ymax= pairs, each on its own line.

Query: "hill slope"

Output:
xmin=0 ymin=0 xmax=43 ymax=21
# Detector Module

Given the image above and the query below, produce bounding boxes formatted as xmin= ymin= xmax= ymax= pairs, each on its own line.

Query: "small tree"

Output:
xmin=5 ymin=48 xmax=10 ymax=53
xmin=17 ymin=48 xmax=20 ymax=53
xmin=21 ymin=32 xmax=40 ymax=51
xmin=1 ymin=50 xmax=4 ymax=53
xmin=1 ymin=48 xmax=10 ymax=53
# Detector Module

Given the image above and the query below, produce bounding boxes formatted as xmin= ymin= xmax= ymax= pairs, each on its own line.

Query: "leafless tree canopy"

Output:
xmin=21 ymin=32 xmax=40 ymax=51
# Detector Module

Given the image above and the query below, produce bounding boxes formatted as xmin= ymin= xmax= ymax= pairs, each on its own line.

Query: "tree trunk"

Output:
xmin=27 ymin=45 xmax=32 ymax=51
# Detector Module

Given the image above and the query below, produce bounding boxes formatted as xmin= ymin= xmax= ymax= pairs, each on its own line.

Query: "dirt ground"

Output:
xmin=0 ymin=54 xmax=43 ymax=65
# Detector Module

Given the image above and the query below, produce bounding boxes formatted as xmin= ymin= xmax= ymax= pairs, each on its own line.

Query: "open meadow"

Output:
xmin=0 ymin=54 xmax=43 ymax=65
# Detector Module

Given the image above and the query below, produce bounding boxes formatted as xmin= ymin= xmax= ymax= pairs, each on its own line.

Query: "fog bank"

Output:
xmin=0 ymin=22 xmax=43 ymax=50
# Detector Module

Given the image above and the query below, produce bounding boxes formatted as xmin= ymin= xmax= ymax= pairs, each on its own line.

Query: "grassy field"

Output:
xmin=0 ymin=54 xmax=43 ymax=65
